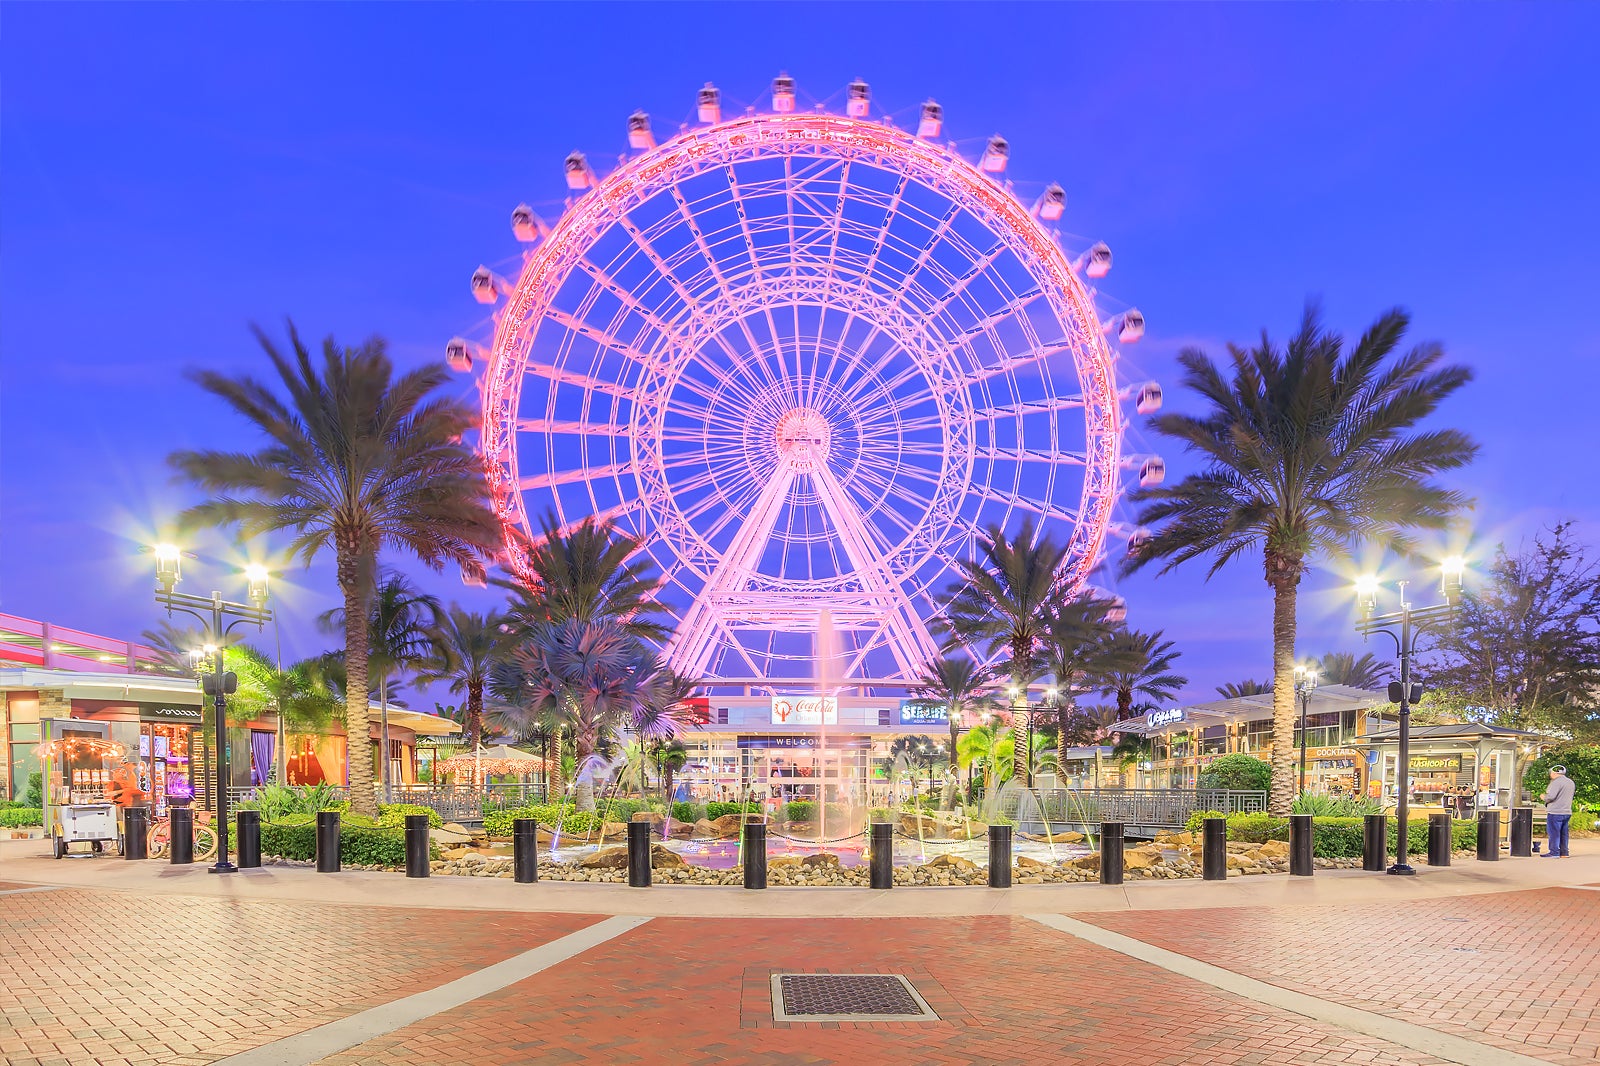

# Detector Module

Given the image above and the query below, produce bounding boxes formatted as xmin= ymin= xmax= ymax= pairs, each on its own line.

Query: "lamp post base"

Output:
xmin=1386 ymin=862 xmax=1416 ymax=876
xmin=207 ymin=862 xmax=239 ymax=875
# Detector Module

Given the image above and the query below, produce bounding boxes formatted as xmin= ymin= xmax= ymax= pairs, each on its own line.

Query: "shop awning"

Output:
xmin=1353 ymin=723 xmax=1553 ymax=745
xmin=1110 ymin=684 xmax=1387 ymax=736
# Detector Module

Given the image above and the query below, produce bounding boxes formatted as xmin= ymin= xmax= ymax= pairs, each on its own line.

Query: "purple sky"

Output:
xmin=2 ymin=4 xmax=1596 ymax=706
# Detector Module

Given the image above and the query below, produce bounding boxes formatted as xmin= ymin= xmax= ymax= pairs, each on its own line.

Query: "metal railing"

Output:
xmin=998 ymin=788 xmax=1267 ymax=829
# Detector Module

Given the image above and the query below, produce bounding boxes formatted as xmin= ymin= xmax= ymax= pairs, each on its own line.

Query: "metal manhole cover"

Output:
xmin=771 ymin=973 xmax=938 ymax=1022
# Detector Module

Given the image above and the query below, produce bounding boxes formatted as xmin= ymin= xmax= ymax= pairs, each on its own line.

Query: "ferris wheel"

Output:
xmin=458 ymin=76 xmax=1159 ymax=686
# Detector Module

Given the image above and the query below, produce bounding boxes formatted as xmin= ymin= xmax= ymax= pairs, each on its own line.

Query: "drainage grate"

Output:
xmin=771 ymin=973 xmax=939 ymax=1022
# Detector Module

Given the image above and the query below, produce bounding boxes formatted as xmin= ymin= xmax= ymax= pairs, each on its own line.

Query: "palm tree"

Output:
xmin=170 ymin=323 xmax=501 ymax=816
xmin=494 ymin=619 xmax=687 ymax=810
xmin=321 ymin=571 xmax=441 ymax=803
xmin=652 ymin=738 xmax=689 ymax=804
xmin=1038 ymin=597 xmax=1120 ymax=759
xmin=417 ymin=605 xmax=508 ymax=753
xmin=908 ymin=657 xmax=998 ymax=806
xmin=501 ymin=513 xmax=670 ymax=643
xmin=1216 ymin=679 xmax=1272 ymax=699
xmin=942 ymin=518 xmax=1068 ymax=782
xmin=955 ymin=723 xmax=1014 ymax=796
xmin=1314 ymin=651 xmax=1392 ymax=689
xmin=1097 ymin=630 xmax=1188 ymax=719
xmin=231 ymin=646 xmax=337 ymax=784
xmin=1126 ymin=305 xmax=1476 ymax=812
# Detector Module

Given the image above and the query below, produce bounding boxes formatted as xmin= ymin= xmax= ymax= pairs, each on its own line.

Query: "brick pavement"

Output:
xmin=310 ymin=916 xmax=1450 ymax=1066
xmin=1082 ymin=887 xmax=1600 ymax=1065
xmin=0 ymin=888 xmax=598 ymax=1066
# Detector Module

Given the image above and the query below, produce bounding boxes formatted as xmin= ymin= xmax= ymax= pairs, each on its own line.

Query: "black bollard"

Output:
xmin=1363 ymin=814 xmax=1387 ymax=872
xmin=627 ymin=821 xmax=652 ymax=888
xmin=1428 ymin=813 xmax=1452 ymax=866
xmin=122 ymin=805 xmax=148 ymax=861
xmin=1202 ymin=817 xmax=1227 ymax=880
xmin=1509 ymin=808 xmax=1532 ymax=857
xmin=1289 ymin=815 xmax=1313 ymax=876
xmin=316 ymin=810 xmax=340 ymax=873
xmin=987 ymin=824 xmax=1012 ymax=888
xmin=406 ymin=814 xmax=432 ymax=878
xmin=512 ymin=817 xmax=538 ymax=883
xmin=869 ymin=822 xmax=893 ymax=890
xmin=743 ymin=820 xmax=767 ymax=890
xmin=1476 ymin=810 xmax=1500 ymax=861
xmin=169 ymin=807 xmax=194 ymax=865
xmin=1100 ymin=822 xmax=1124 ymax=886
xmin=236 ymin=810 xmax=261 ymax=869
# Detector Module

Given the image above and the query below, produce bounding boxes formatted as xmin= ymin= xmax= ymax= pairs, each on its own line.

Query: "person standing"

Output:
xmin=1542 ymin=765 xmax=1575 ymax=858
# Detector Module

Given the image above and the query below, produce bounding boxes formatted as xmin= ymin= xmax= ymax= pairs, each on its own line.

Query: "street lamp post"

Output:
xmin=152 ymin=544 xmax=272 ymax=875
xmin=1355 ymin=558 xmax=1463 ymax=876
xmin=1294 ymin=665 xmax=1319 ymax=796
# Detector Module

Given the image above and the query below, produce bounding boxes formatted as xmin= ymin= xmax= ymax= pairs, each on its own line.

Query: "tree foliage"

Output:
xmin=1428 ymin=524 xmax=1600 ymax=740
xmin=1313 ymin=651 xmax=1392 ymax=689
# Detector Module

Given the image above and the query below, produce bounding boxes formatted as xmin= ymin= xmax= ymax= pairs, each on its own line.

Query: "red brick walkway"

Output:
xmin=0 ymin=888 xmax=597 ymax=1066
xmin=311 ymin=916 xmax=1449 ymax=1066
xmin=1082 ymin=887 xmax=1600 ymax=1065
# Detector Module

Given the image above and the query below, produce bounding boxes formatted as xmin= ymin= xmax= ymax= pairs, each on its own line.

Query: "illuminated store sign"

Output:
xmin=770 ymin=696 xmax=837 ymax=725
xmin=898 ymin=700 xmax=948 ymax=725
xmin=1146 ymin=708 xmax=1185 ymax=729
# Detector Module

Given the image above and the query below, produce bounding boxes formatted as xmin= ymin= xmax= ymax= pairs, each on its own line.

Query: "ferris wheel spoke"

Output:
xmin=967 ymin=445 xmax=1087 ymax=466
xmin=524 ymin=360 xmax=637 ymax=399
xmin=968 ymin=482 xmax=1082 ymax=527
xmin=515 ymin=417 xmax=627 ymax=436
xmin=850 ymin=292 xmax=1049 ymax=407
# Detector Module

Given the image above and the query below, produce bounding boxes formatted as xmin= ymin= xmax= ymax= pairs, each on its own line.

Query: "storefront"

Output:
xmin=1113 ymin=685 xmax=1389 ymax=792
xmin=1354 ymin=723 xmax=1550 ymax=812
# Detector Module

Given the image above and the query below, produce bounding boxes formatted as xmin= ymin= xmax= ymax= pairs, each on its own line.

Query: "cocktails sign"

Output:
xmin=770 ymin=696 xmax=837 ymax=725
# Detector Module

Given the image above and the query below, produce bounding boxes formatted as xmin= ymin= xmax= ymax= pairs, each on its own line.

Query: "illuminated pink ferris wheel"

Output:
xmin=461 ymin=76 xmax=1158 ymax=686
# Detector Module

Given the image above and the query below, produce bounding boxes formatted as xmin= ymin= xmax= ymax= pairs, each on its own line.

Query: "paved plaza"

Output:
xmin=0 ymin=840 xmax=1595 ymax=1066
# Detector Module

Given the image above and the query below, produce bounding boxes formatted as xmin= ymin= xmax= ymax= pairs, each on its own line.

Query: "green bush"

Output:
xmin=483 ymin=804 xmax=610 ymax=837
xmin=1291 ymin=792 xmax=1383 ymax=817
xmin=23 ymin=771 xmax=43 ymax=808
xmin=1184 ymin=809 xmax=1227 ymax=834
xmin=256 ymin=812 xmax=423 ymax=867
xmin=1197 ymin=754 xmax=1271 ymax=792
xmin=0 ymin=807 xmax=44 ymax=828
xmin=704 ymin=801 xmax=761 ymax=820
xmin=781 ymin=801 xmax=817 ymax=823
xmin=1523 ymin=744 xmax=1600 ymax=807
xmin=1208 ymin=813 xmax=1478 ymax=858
xmin=377 ymin=803 xmax=442 ymax=829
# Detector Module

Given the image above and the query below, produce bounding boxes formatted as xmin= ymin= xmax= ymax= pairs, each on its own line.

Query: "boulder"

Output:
xmin=577 ymin=846 xmax=630 ymax=870
xmin=1225 ymin=852 xmax=1251 ymax=870
xmin=600 ymin=821 xmax=629 ymax=840
xmin=899 ymin=812 xmax=941 ymax=836
xmin=439 ymin=846 xmax=472 ymax=861
xmin=649 ymin=843 xmax=686 ymax=868
xmin=801 ymin=852 xmax=841 ymax=867
xmin=441 ymin=822 xmax=472 ymax=836
xmin=1123 ymin=847 xmax=1160 ymax=870
xmin=710 ymin=814 xmax=746 ymax=837
xmin=693 ymin=818 xmax=719 ymax=838
xmin=631 ymin=811 xmax=664 ymax=824
xmin=1257 ymin=839 xmax=1290 ymax=859
xmin=1015 ymin=854 xmax=1050 ymax=869
xmin=667 ymin=821 xmax=695 ymax=839
xmin=768 ymin=855 xmax=802 ymax=868
xmin=1071 ymin=853 xmax=1101 ymax=872
xmin=923 ymin=853 xmax=978 ymax=872
xmin=432 ymin=827 xmax=472 ymax=845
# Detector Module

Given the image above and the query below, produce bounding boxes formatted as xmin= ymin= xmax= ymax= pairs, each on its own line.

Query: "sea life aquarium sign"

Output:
xmin=898 ymin=701 xmax=949 ymax=725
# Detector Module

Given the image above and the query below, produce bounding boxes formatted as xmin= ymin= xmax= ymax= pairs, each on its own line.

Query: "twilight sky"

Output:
xmin=2 ymin=3 xmax=1597 ymax=706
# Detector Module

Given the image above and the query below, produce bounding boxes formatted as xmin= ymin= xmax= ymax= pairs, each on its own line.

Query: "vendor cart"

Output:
xmin=52 ymin=802 xmax=120 ymax=859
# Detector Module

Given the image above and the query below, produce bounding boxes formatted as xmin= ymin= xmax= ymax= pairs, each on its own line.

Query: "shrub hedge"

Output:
xmin=0 ymin=807 xmax=44 ymax=828
xmin=1180 ymin=810 xmax=1476 ymax=858
xmin=257 ymin=812 xmax=429 ymax=867
xmin=1196 ymin=754 xmax=1271 ymax=792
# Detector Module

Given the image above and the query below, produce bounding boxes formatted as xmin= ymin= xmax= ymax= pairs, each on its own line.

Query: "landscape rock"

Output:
xmin=922 ymin=853 xmax=979 ymax=872
xmin=801 ymin=852 xmax=841 ymax=867
xmin=693 ymin=818 xmax=718 ymax=838
xmin=577 ymin=847 xmax=630 ymax=870
xmin=709 ymin=814 xmax=746 ymax=837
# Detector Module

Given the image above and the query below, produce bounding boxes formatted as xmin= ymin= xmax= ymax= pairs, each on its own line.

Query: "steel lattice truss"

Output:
xmin=477 ymin=100 xmax=1131 ymax=687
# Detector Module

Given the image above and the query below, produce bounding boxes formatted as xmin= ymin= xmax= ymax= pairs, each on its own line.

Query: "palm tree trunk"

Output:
xmin=547 ymin=726 xmax=564 ymax=801
xmin=573 ymin=720 xmax=597 ymax=812
xmin=944 ymin=715 xmax=960 ymax=810
xmin=1266 ymin=552 xmax=1302 ymax=815
xmin=340 ymin=550 xmax=378 ymax=818
xmin=466 ymin=678 xmax=484 ymax=751
xmin=379 ymin=674 xmax=391 ymax=805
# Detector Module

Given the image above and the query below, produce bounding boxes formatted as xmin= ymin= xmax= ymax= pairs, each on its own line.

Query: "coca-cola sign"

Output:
xmin=770 ymin=696 xmax=837 ymax=725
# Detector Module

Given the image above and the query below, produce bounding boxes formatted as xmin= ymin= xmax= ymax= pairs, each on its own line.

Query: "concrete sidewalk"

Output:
xmin=2 ymin=835 xmax=1594 ymax=917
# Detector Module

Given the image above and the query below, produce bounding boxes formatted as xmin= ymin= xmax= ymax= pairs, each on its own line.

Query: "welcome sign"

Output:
xmin=770 ymin=696 xmax=837 ymax=725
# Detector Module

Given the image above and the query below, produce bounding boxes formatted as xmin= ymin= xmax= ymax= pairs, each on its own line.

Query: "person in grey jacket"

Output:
xmin=1542 ymin=766 xmax=1575 ymax=858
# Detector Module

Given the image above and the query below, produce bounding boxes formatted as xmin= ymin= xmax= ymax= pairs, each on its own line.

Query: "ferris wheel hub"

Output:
xmin=774 ymin=408 xmax=832 ymax=470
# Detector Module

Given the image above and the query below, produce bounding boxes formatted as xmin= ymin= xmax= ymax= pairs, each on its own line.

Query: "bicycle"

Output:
xmin=147 ymin=809 xmax=219 ymax=861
